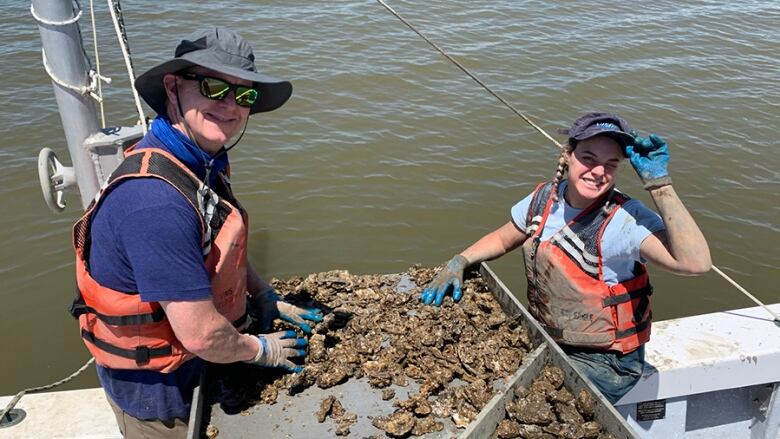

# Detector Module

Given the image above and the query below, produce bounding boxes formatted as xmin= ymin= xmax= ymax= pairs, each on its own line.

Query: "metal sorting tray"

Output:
xmin=461 ymin=345 xmax=638 ymax=439
xmin=188 ymin=263 xmax=638 ymax=438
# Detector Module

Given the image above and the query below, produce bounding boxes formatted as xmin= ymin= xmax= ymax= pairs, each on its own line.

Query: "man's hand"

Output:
xmin=420 ymin=254 xmax=469 ymax=306
xmin=625 ymin=133 xmax=672 ymax=190
xmin=243 ymin=331 xmax=308 ymax=373
xmin=250 ymin=287 xmax=323 ymax=334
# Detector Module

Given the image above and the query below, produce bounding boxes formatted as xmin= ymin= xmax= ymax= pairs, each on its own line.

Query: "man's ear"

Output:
xmin=162 ymin=74 xmax=178 ymax=105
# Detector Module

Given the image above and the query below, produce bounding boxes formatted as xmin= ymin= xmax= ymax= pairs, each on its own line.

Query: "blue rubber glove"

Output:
xmin=251 ymin=288 xmax=324 ymax=334
xmin=243 ymin=330 xmax=308 ymax=373
xmin=625 ymin=133 xmax=672 ymax=190
xmin=421 ymin=255 xmax=469 ymax=306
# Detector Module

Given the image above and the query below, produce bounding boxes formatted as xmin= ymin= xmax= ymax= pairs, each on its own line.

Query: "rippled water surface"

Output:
xmin=0 ymin=0 xmax=777 ymax=393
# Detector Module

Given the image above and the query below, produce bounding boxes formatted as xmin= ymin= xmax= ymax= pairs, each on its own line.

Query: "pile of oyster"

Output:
xmin=216 ymin=265 xmax=535 ymax=437
xmin=492 ymin=366 xmax=616 ymax=439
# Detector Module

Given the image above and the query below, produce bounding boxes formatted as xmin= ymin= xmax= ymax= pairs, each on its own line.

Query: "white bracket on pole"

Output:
xmin=38 ymin=147 xmax=77 ymax=212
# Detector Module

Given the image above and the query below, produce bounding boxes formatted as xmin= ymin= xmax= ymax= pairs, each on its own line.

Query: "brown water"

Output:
xmin=0 ymin=0 xmax=777 ymax=394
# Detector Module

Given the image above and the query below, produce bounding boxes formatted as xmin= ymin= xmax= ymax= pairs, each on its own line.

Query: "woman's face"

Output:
xmin=163 ymin=67 xmax=252 ymax=155
xmin=565 ymin=135 xmax=624 ymax=208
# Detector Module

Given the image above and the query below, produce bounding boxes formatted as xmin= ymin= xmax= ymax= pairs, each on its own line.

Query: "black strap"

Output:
xmin=602 ymin=285 xmax=653 ymax=307
xmin=232 ymin=312 xmax=248 ymax=328
xmin=69 ymin=292 xmax=87 ymax=320
xmin=542 ymin=325 xmax=564 ymax=339
xmin=81 ymin=329 xmax=172 ymax=365
xmin=72 ymin=290 xmax=245 ymax=327
xmin=70 ymin=297 xmax=166 ymax=326
xmin=545 ymin=319 xmax=651 ymax=341
xmin=614 ymin=318 xmax=651 ymax=339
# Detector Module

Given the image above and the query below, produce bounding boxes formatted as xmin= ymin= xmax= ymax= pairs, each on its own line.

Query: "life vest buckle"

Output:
xmin=135 ymin=346 xmax=151 ymax=365
xmin=68 ymin=291 xmax=87 ymax=320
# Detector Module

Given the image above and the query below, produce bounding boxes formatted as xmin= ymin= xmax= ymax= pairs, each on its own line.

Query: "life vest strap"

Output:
xmin=232 ymin=312 xmax=248 ymax=329
xmin=543 ymin=325 xmax=564 ymax=339
xmin=601 ymin=285 xmax=653 ymax=307
xmin=544 ymin=318 xmax=651 ymax=342
xmin=614 ymin=318 xmax=651 ymax=339
xmin=70 ymin=296 xmax=166 ymax=325
xmin=81 ymin=329 xmax=172 ymax=365
xmin=72 ymin=293 xmax=247 ymax=328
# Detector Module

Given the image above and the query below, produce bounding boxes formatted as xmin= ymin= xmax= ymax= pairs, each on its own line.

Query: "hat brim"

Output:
xmin=135 ymin=58 xmax=292 ymax=116
xmin=572 ymin=130 xmax=634 ymax=154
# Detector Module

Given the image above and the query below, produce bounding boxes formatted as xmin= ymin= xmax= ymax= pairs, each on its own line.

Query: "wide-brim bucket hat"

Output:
xmin=135 ymin=27 xmax=292 ymax=116
xmin=558 ymin=112 xmax=634 ymax=153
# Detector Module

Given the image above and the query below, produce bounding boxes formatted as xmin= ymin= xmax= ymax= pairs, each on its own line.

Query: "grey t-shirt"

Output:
xmin=510 ymin=182 xmax=665 ymax=285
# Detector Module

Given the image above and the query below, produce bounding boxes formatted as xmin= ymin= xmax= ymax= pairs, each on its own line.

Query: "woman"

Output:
xmin=71 ymin=27 xmax=321 ymax=437
xmin=421 ymin=112 xmax=711 ymax=403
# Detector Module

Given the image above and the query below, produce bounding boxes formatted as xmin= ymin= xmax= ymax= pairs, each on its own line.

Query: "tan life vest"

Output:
xmin=522 ymin=182 xmax=652 ymax=354
xmin=70 ymin=147 xmax=248 ymax=372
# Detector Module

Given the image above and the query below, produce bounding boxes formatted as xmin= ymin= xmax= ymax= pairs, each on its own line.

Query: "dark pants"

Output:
xmin=106 ymin=393 xmax=188 ymax=439
xmin=562 ymin=345 xmax=645 ymax=404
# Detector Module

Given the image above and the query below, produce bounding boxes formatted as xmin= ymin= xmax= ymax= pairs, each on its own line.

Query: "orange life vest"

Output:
xmin=70 ymin=147 xmax=249 ymax=372
xmin=522 ymin=182 xmax=652 ymax=354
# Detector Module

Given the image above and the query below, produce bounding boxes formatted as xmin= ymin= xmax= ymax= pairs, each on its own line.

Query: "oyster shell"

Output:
xmin=372 ymin=410 xmax=415 ymax=437
xmin=411 ymin=417 xmax=444 ymax=436
xmin=210 ymin=266 xmax=537 ymax=437
xmin=335 ymin=412 xmax=357 ymax=436
xmin=494 ymin=366 xmax=615 ymax=438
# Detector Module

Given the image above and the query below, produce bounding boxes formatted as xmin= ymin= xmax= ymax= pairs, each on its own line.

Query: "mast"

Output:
xmin=33 ymin=0 xmax=101 ymax=208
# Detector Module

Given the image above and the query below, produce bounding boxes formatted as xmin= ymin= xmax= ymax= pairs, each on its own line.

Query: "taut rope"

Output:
xmin=375 ymin=0 xmax=564 ymax=151
xmin=375 ymin=0 xmax=778 ymax=323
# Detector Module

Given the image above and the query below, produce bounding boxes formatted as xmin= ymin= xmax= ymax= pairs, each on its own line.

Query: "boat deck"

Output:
xmin=0 ymin=388 xmax=120 ymax=439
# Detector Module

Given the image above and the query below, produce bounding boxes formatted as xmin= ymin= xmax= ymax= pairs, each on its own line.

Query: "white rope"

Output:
xmin=375 ymin=0 xmax=564 ymax=150
xmin=88 ymin=0 xmax=105 ymax=127
xmin=0 ymin=357 xmax=95 ymax=423
xmin=375 ymin=0 xmax=779 ymax=323
xmin=107 ymin=0 xmax=147 ymax=132
xmin=712 ymin=265 xmax=779 ymax=322
xmin=32 ymin=0 xmax=111 ymax=104
xmin=30 ymin=2 xmax=82 ymax=26
xmin=41 ymin=48 xmax=110 ymax=102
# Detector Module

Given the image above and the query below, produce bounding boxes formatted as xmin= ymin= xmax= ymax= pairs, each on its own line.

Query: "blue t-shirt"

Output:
xmin=510 ymin=182 xmax=665 ymax=284
xmin=89 ymin=132 xmax=214 ymax=420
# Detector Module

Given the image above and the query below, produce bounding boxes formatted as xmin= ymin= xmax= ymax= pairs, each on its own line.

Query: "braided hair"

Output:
xmin=550 ymin=139 xmax=575 ymax=202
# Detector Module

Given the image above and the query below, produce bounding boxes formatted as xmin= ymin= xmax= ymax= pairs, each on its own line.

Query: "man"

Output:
xmin=70 ymin=27 xmax=321 ymax=437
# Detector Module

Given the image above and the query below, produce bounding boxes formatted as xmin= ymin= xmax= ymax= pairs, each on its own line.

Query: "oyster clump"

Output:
xmin=212 ymin=266 xmax=536 ymax=436
xmin=495 ymin=366 xmax=617 ymax=439
xmin=372 ymin=411 xmax=415 ymax=437
xmin=316 ymin=395 xmax=357 ymax=436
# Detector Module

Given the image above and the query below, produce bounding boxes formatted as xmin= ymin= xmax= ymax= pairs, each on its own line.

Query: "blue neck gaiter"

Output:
xmin=149 ymin=115 xmax=228 ymax=187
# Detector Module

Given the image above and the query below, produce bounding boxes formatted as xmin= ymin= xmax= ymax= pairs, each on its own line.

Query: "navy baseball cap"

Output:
xmin=558 ymin=112 xmax=634 ymax=153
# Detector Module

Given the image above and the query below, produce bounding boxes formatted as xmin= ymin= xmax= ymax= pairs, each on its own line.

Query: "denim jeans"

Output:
xmin=562 ymin=344 xmax=645 ymax=404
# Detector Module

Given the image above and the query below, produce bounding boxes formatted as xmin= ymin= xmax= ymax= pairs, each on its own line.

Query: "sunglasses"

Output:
xmin=178 ymin=73 xmax=259 ymax=108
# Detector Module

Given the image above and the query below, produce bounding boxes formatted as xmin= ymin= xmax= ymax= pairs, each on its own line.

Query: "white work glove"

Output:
xmin=250 ymin=287 xmax=323 ymax=334
xmin=243 ymin=331 xmax=308 ymax=373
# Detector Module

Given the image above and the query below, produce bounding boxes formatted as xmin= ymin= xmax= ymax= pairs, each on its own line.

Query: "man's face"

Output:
xmin=164 ymin=67 xmax=252 ymax=154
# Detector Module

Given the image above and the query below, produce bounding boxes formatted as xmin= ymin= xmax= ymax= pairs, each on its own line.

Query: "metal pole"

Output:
xmin=33 ymin=0 xmax=101 ymax=208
